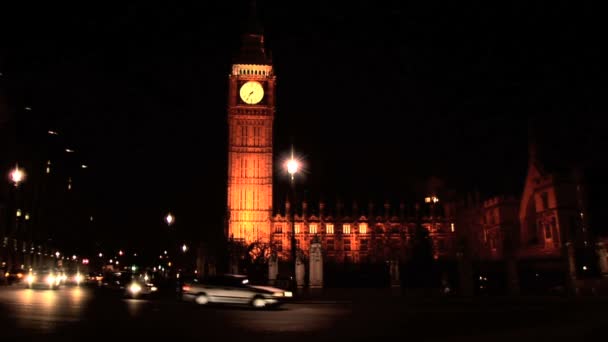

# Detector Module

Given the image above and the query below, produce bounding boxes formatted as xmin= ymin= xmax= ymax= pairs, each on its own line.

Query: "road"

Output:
xmin=0 ymin=285 xmax=605 ymax=341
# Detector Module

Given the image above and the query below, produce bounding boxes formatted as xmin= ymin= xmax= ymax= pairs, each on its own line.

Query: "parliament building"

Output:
xmin=224 ymin=7 xmax=605 ymax=292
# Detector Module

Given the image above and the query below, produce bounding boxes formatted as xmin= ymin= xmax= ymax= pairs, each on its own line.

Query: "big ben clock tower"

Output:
xmin=226 ymin=3 xmax=275 ymax=244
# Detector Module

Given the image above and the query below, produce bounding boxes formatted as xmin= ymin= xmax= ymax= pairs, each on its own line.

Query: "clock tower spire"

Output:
xmin=234 ymin=0 xmax=271 ymax=65
xmin=226 ymin=2 xmax=276 ymax=244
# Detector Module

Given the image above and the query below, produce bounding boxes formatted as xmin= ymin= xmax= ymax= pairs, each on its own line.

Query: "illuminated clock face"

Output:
xmin=239 ymin=81 xmax=264 ymax=104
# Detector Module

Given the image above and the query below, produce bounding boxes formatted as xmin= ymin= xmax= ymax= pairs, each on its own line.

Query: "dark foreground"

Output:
xmin=0 ymin=285 xmax=605 ymax=341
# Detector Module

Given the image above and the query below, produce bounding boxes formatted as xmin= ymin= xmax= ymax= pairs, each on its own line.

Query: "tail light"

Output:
xmin=182 ymin=285 xmax=191 ymax=292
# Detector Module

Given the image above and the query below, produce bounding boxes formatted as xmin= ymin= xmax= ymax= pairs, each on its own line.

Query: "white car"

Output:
xmin=181 ymin=274 xmax=293 ymax=308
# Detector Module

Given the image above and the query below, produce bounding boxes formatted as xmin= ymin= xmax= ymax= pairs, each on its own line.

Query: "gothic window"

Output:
xmin=275 ymin=225 xmax=282 ymax=233
xmin=253 ymin=190 xmax=259 ymax=209
xmin=253 ymin=126 xmax=261 ymax=146
xmin=360 ymin=239 xmax=368 ymax=251
xmin=240 ymin=189 xmax=246 ymax=209
xmin=327 ymin=239 xmax=334 ymax=251
xmin=541 ymin=192 xmax=549 ymax=210
xmin=343 ymin=224 xmax=351 ymax=234
xmin=276 ymin=240 xmax=282 ymax=252
xmin=241 ymin=125 xmax=248 ymax=145
xmin=295 ymin=223 xmax=302 ymax=234
xmin=326 ymin=224 xmax=334 ymax=234
xmin=359 ymin=223 xmax=368 ymax=234
xmin=309 ymin=224 xmax=318 ymax=234
xmin=545 ymin=223 xmax=552 ymax=239
xmin=344 ymin=239 xmax=351 ymax=251
xmin=240 ymin=158 xmax=246 ymax=178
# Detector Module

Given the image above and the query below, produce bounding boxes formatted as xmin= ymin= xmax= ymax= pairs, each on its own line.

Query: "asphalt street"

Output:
xmin=0 ymin=285 xmax=605 ymax=341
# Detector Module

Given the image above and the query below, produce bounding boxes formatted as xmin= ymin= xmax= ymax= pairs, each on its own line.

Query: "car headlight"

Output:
xmin=273 ymin=292 xmax=284 ymax=297
xmin=26 ymin=274 xmax=36 ymax=284
xmin=283 ymin=291 xmax=293 ymax=297
xmin=129 ymin=283 xmax=142 ymax=294
xmin=46 ymin=275 xmax=56 ymax=285
xmin=75 ymin=274 xmax=83 ymax=284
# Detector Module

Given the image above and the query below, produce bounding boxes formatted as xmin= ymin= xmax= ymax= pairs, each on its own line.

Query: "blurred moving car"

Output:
xmin=4 ymin=268 xmax=27 ymax=285
xmin=101 ymin=271 xmax=159 ymax=298
xmin=63 ymin=271 xmax=85 ymax=286
xmin=25 ymin=268 xmax=62 ymax=290
xmin=181 ymin=274 xmax=292 ymax=308
xmin=86 ymin=272 xmax=103 ymax=286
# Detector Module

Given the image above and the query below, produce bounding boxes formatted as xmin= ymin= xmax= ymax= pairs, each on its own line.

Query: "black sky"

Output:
xmin=2 ymin=1 xmax=606 ymax=253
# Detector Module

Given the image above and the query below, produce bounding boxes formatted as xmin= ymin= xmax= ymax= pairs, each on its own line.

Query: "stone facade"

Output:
xmin=270 ymin=200 xmax=457 ymax=264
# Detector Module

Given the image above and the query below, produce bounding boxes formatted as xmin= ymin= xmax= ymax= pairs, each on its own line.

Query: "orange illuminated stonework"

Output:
xmin=226 ymin=24 xmax=275 ymax=244
xmin=271 ymin=200 xmax=457 ymax=264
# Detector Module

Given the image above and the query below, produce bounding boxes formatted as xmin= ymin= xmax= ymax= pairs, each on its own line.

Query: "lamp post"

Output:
xmin=164 ymin=212 xmax=177 ymax=277
xmin=285 ymin=152 xmax=300 ymax=283
xmin=7 ymin=166 xmax=26 ymax=271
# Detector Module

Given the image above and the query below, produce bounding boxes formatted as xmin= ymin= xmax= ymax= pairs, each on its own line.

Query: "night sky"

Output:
xmin=2 ymin=1 xmax=606 ymax=254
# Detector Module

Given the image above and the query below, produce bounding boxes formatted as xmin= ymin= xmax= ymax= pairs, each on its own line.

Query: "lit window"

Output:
xmin=309 ymin=224 xmax=317 ymax=234
xmin=343 ymin=224 xmax=351 ymax=234
xmin=451 ymin=223 xmax=455 ymax=232
xmin=326 ymin=224 xmax=334 ymax=234
xmin=359 ymin=223 xmax=368 ymax=234
xmin=295 ymin=223 xmax=301 ymax=234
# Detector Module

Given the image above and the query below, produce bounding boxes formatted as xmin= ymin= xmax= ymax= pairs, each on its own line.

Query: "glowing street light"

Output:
xmin=9 ymin=166 xmax=25 ymax=186
xmin=182 ymin=244 xmax=188 ymax=253
xmin=165 ymin=213 xmax=174 ymax=226
xmin=286 ymin=158 xmax=299 ymax=181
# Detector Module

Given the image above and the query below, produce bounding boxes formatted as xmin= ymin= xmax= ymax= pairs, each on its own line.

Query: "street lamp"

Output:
xmin=9 ymin=166 xmax=25 ymax=186
xmin=165 ymin=213 xmax=174 ymax=226
xmin=6 ymin=165 xmax=26 ymax=271
xmin=284 ymin=150 xmax=300 ymax=282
